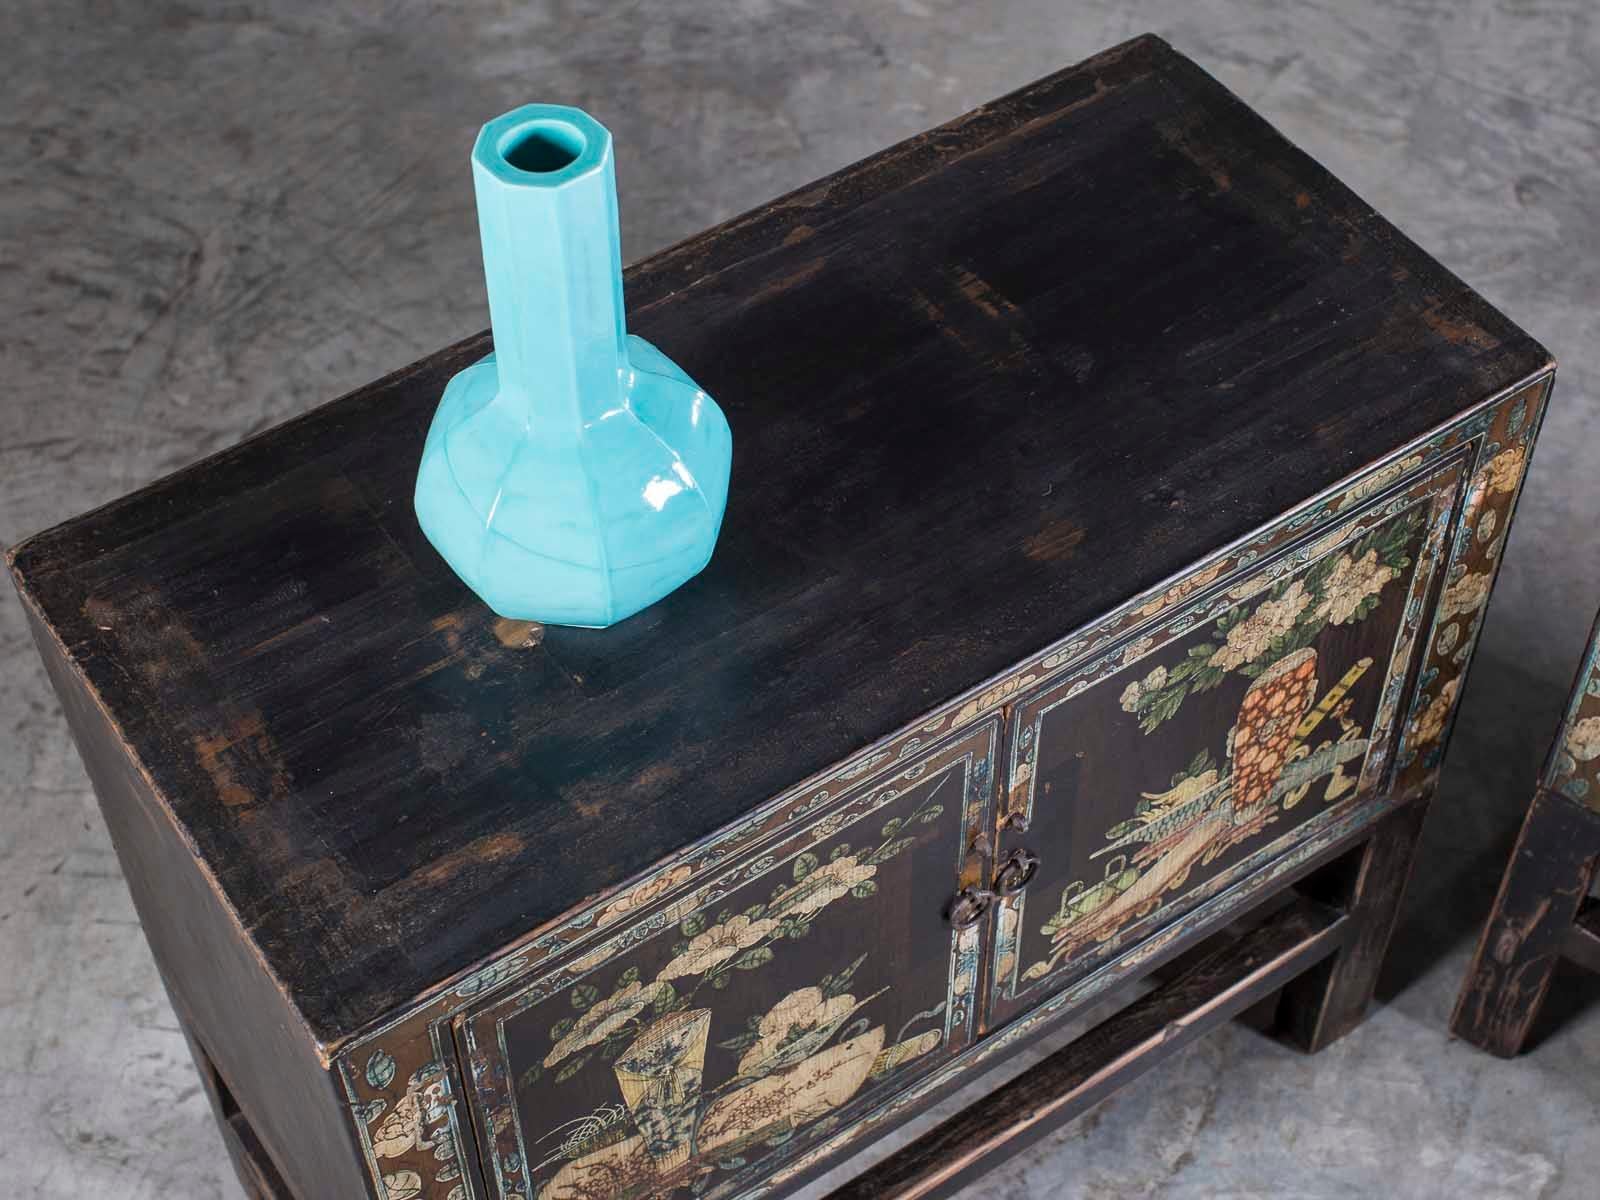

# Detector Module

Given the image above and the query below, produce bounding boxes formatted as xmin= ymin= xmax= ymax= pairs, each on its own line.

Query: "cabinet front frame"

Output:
xmin=330 ymin=372 xmax=1551 ymax=1200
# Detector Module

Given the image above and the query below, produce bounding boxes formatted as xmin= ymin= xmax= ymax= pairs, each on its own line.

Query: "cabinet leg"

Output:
xmin=1277 ymin=794 xmax=1432 ymax=1052
xmin=164 ymin=981 xmax=296 ymax=1199
xmin=1450 ymin=788 xmax=1600 ymax=1057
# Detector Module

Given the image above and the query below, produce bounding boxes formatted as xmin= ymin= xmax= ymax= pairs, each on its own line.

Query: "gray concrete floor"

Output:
xmin=3 ymin=1 xmax=1599 ymax=1196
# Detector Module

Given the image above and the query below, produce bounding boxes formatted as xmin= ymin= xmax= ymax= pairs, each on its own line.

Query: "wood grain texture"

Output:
xmin=1451 ymin=789 xmax=1600 ymax=1057
xmin=5 ymin=33 xmax=1551 ymax=1058
xmin=822 ymin=894 xmax=1348 ymax=1200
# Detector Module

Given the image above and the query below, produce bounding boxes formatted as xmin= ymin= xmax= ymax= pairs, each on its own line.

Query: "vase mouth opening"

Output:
xmin=499 ymin=119 xmax=588 ymax=176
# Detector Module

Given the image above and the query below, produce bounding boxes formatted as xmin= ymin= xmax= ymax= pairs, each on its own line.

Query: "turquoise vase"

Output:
xmin=414 ymin=105 xmax=732 ymax=628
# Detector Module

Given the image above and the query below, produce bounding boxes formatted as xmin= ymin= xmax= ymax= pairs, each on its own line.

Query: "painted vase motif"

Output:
xmin=414 ymin=104 xmax=732 ymax=628
xmin=612 ymin=1008 xmax=711 ymax=1171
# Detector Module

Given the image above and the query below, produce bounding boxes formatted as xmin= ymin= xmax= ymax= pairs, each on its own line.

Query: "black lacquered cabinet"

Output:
xmin=8 ymin=34 xmax=1553 ymax=1200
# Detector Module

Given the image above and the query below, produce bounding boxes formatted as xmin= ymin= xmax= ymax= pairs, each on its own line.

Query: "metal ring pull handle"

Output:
xmin=948 ymin=886 xmax=996 ymax=928
xmin=993 ymin=847 xmax=1040 ymax=896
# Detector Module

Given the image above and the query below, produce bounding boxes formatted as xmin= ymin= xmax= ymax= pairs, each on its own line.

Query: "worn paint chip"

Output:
xmin=493 ymin=618 xmax=545 ymax=649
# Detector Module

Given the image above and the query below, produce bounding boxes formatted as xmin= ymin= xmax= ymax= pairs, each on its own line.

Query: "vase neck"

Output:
xmin=471 ymin=108 xmax=629 ymax=433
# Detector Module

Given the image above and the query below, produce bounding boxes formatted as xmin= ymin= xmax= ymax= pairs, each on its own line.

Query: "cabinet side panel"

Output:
xmin=1395 ymin=372 xmax=1554 ymax=786
xmin=19 ymin=598 xmax=372 ymax=1200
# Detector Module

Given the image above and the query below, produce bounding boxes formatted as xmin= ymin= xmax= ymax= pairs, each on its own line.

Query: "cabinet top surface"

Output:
xmin=9 ymin=35 xmax=1549 ymax=1046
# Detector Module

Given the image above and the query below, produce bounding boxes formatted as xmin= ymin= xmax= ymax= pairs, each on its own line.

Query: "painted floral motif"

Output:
xmin=373 ymin=1091 xmax=428 ymax=1158
xmin=1409 ymin=678 xmax=1459 ymax=747
xmin=539 ymin=1134 xmax=657 ymax=1200
xmin=697 ymin=1027 xmax=885 ymax=1156
xmin=1439 ymin=571 xmax=1492 ymax=621
xmin=1227 ymin=572 xmax=1274 ymax=603
xmin=1485 ymin=446 xmax=1526 ymax=494
xmin=1209 ymin=580 xmax=1312 ymax=671
xmin=1567 ymin=716 xmax=1600 ymax=762
xmin=1334 ymin=454 xmax=1423 ymax=511
xmin=598 ymin=865 xmax=694 ymax=929
xmin=1390 ymin=432 xmax=1526 ymax=783
xmin=1314 ymin=550 xmax=1395 ymax=625
xmin=378 ymin=1068 xmax=449 ymax=1134
xmin=1436 ymin=622 xmax=1460 ymax=656
xmin=1548 ymin=617 xmax=1600 ymax=809
xmin=547 ymin=981 xmax=675 ymax=1068
xmin=1120 ymin=635 xmax=1155 ymax=666
xmin=1310 ymin=525 xmax=1360 ymax=561
xmin=1119 ymin=665 xmax=1167 ymax=714
xmin=658 ymin=916 xmax=779 ymax=982
xmin=1135 ymin=562 xmax=1223 ymax=618
xmin=366 ymin=1049 xmax=397 ymax=1089
xmin=735 ymin=986 xmax=877 ymax=1079
xmin=869 ymin=1029 xmax=941 ymax=1079
xmin=358 ymin=1060 xmax=465 ymax=1200
xmin=1122 ymin=511 xmax=1420 ymax=733
xmin=768 ymin=857 xmax=877 ymax=920
xmin=952 ymin=674 xmax=1035 ymax=727
xmin=454 ymin=955 xmax=532 ymax=999
xmin=1015 ymin=492 xmax=1441 ymax=991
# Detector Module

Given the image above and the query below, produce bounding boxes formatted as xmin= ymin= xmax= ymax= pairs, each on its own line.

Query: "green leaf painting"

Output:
xmin=1119 ymin=510 xmax=1420 ymax=733
xmin=364 ymin=1049 xmax=396 ymax=1090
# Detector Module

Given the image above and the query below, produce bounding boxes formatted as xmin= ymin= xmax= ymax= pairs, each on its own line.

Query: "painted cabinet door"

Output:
xmin=986 ymin=457 xmax=1467 ymax=1026
xmin=458 ymin=720 xmax=998 ymax=1200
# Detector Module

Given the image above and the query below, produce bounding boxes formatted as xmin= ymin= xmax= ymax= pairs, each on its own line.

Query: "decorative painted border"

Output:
xmin=1394 ymin=373 xmax=1554 ymax=791
xmin=333 ymin=370 xmax=1554 ymax=1200
xmin=1543 ymin=610 xmax=1600 ymax=809
xmin=460 ymin=720 xmax=998 ymax=1200
xmin=335 ymin=1026 xmax=478 ymax=1200
xmin=988 ymin=460 xmax=1464 ymax=1012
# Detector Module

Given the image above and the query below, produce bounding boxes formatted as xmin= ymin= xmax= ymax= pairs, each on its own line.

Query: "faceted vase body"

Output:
xmin=415 ymin=105 xmax=732 ymax=627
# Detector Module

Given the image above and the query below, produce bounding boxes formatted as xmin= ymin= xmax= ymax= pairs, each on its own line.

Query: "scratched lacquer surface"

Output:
xmin=989 ymin=463 xmax=1462 ymax=1021
xmin=456 ymin=725 xmax=996 ymax=1200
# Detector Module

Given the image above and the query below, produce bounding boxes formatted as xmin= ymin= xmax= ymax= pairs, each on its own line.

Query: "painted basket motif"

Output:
xmin=987 ymin=457 xmax=1466 ymax=1021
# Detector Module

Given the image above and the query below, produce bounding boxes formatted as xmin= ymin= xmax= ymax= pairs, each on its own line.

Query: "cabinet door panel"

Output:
xmin=988 ymin=462 xmax=1464 ymax=1025
xmin=460 ymin=721 xmax=997 ymax=1200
